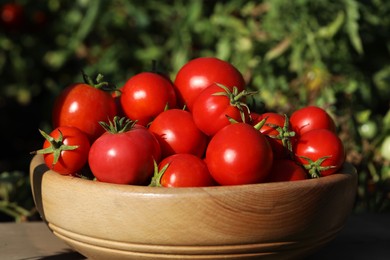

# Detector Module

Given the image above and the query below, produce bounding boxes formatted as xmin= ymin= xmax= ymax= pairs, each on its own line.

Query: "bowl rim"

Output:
xmin=30 ymin=154 xmax=357 ymax=196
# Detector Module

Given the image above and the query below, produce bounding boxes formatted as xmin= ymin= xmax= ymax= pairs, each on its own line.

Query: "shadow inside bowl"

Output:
xmin=30 ymin=156 xmax=48 ymax=223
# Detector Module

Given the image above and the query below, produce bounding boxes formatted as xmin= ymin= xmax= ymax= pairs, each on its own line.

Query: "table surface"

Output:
xmin=1 ymin=213 xmax=389 ymax=260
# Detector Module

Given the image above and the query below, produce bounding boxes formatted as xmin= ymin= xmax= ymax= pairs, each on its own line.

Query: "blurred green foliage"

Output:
xmin=1 ymin=0 xmax=390 ymax=221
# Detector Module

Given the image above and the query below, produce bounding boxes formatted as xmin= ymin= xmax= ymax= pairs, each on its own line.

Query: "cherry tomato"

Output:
xmin=148 ymin=109 xmax=207 ymax=158
xmin=290 ymin=106 xmax=336 ymax=137
xmin=88 ymin=118 xmax=160 ymax=185
xmin=251 ymin=112 xmax=294 ymax=159
xmin=0 ymin=3 xmax=24 ymax=31
xmin=293 ymin=128 xmax=345 ymax=177
xmin=265 ymin=159 xmax=307 ymax=182
xmin=173 ymin=57 xmax=246 ymax=110
xmin=36 ymin=126 xmax=90 ymax=175
xmin=120 ymin=72 xmax=177 ymax=126
xmin=205 ymin=123 xmax=273 ymax=185
xmin=150 ymin=154 xmax=215 ymax=187
xmin=192 ymin=83 xmax=250 ymax=136
xmin=52 ymin=74 xmax=117 ymax=142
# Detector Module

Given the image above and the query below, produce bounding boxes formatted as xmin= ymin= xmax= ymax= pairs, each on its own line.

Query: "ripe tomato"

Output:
xmin=52 ymin=75 xmax=117 ymax=142
xmin=0 ymin=3 xmax=24 ymax=31
xmin=35 ymin=126 xmax=90 ymax=175
xmin=289 ymin=106 xmax=336 ymax=137
xmin=265 ymin=159 xmax=307 ymax=182
xmin=251 ymin=112 xmax=294 ymax=159
xmin=293 ymin=128 xmax=345 ymax=177
xmin=120 ymin=72 xmax=177 ymax=126
xmin=88 ymin=118 xmax=160 ymax=185
xmin=148 ymin=109 xmax=207 ymax=158
xmin=205 ymin=123 xmax=273 ymax=185
xmin=173 ymin=57 xmax=246 ymax=110
xmin=150 ymin=154 xmax=215 ymax=187
xmin=192 ymin=83 xmax=251 ymax=136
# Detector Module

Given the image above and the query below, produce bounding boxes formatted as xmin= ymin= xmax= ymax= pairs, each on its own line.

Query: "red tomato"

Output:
xmin=0 ymin=3 xmax=24 ymax=31
xmin=293 ymin=128 xmax=345 ymax=177
xmin=251 ymin=112 xmax=294 ymax=159
xmin=173 ymin=57 xmax=246 ymax=110
xmin=148 ymin=109 xmax=207 ymax=158
xmin=52 ymin=78 xmax=117 ymax=142
xmin=265 ymin=159 xmax=307 ymax=182
xmin=205 ymin=123 xmax=273 ymax=185
xmin=150 ymin=154 xmax=215 ymax=187
xmin=289 ymin=106 xmax=336 ymax=137
xmin=36 ymin=126 xmax=90 ymax=175
xmin=120 ymin=72 xmax=177 ymax=126
xmin=192 ymin=83 xmax=250 ymax=136
xmin=88 ymin=119 xmax=160 ymax=185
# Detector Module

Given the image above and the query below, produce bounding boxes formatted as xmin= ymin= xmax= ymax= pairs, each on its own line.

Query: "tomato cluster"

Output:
xmin=33 ymin=57 xmax=345 ymax=187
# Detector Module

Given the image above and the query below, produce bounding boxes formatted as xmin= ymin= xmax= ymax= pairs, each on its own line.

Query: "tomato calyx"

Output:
xmin=298 ymin=155 xmax=336 ymax=178
xmin=263 ymin=115 xmax=296 ymax=154
xmin=33 ymin=129 xmax=79 ymax=167
xmin=149 ymin=161 xmax=170 ymax=187
xmin=82 ymin=71 xmax=117 ymax=92
xmin=212 ymin=83 xmax=255 ymax=123
xmin=99 ymin=116 xmax=136 ymax=134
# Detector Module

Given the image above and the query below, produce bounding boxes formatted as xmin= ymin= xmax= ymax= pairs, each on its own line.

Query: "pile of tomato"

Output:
xmin=34 ymin=57 xmax=345 ymax=187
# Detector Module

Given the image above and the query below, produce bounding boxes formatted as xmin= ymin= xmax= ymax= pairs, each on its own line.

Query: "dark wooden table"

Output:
xmin=1 ymin=213 xmax=389 ymax=260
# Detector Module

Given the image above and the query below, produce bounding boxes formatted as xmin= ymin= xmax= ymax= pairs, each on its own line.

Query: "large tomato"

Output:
xmin=52 ymin=74 xmax=117 ymax=142
xmin=88 ymin=117 xmax=160 ymax=185
xmin=251 ymin=112 xmax=294 ymax=159
xmin=293 ymin=128 xmax=345 ymax=177
xmin=205 ymin=123 xmax=273 ymax=185
xmin=192 ymin=83 xmax=250 ymax=136
xmin=120 ymin=72 xmax=177 ymax=126
xmin=289 ymin=106 xmax=336 ymax=137
xmin=35 ymin=126 xmax=90 ymax=175
xmin=150 ymin=153 xmax=215 ymax=187
xmin=173 ymin=57 xmax=246 ymax=110
xmin=148 ymin=109 xmax=207 ymax=158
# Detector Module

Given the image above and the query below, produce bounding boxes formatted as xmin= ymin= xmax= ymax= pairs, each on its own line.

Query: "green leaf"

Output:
xmin=317 ymin=11 xmax=345 ymax=39
xmin=344 ymin=0 xmax=363 ymax=54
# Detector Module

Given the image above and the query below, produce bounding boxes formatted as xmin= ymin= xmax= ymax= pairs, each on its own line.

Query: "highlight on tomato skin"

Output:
xmin=120 ymin=72 xmax=177 ymax=126
xmin=34 ymin=126 xmax=91 ymax=176
xmin=205 ymin=122 xmax=274 ymax=186
xmin=52 ymin=74 xmax=118 ymax=143
xmin=173 ymin=57 xmax=246 ymax=111
xmin=293 ymin=128 xmax=345 ymax=178
xmin=289 ymin=106 xmax=336 ymax=137
xmin=150 ymin=153 xmax=216 ymax=188
xmin=38 ymin=57 xmax=348 ymax=186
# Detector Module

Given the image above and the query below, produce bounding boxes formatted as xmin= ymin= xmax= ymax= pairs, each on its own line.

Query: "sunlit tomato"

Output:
xmin=52 ymin=81 xmax=117 ymax=142
xmin=251 ymin=112 xmax=294 ymax=159
xmin=289 ymin=106 xmax=336 ymax=137
xmin=265 ymin=159 xmax=307 ymax=182
xmin=148 ymin=109 xmax=207 ymax=158
xmin=88 ymin=119 xmax=160 ymax=185
xmin=173 ymin=57 xmax=246 ymax=110
xmin=205 ymin=123 xmax=273 ymax=185
xmin=192 ymin=83 xmax=250 ymax=136
xmin=150 ymin=154 xmax=215 ymax=187
xmin=293 ymin=128 xmax=345 ymax=177
xmin=36 ymin=126 xmax=90 ymax=175
xmin=120 ymin=72 xmax=177 ymax=126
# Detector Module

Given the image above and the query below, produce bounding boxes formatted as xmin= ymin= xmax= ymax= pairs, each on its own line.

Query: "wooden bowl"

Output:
xmin=30 ymin=154 xmax=357 ymax=260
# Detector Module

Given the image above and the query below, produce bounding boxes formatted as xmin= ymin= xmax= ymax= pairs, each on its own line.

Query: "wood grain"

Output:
xmin=30 ymin=154 xmax=357 ymax=259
